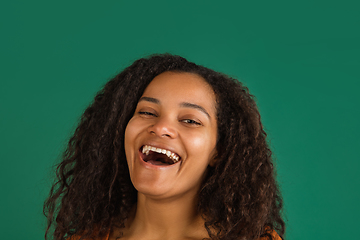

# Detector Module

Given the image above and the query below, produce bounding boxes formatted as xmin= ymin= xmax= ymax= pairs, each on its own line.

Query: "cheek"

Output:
xmin=124 ymin=119 xmax=137 ymax=158
xmin=124 ymin=118 xmax=149 ymax=161
xmin=124 ymin=117 xmax=139 ymax=141
xmin=186 ymin=131 xmax=217 ymax=159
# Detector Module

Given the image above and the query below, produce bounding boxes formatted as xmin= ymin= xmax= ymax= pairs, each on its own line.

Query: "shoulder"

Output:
xmin=67 ymin=232 xmax=109 ymax=240
xmin=68 ymin=236 xmax=108 ymax=240
xmin=258 ymin=229 xmax=282 ymax=240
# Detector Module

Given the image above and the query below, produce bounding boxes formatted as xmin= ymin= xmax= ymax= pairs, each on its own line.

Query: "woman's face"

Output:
xmin=124 ymin=71 xmax=218 ymax=200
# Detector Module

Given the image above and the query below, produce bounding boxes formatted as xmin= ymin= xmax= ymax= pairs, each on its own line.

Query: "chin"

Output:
xmin=133 ymin=182 xmax=175 ymax=199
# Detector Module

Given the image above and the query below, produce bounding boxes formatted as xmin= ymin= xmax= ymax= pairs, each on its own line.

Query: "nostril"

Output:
xmin=147 ymin=121 xmax=177 ymax=138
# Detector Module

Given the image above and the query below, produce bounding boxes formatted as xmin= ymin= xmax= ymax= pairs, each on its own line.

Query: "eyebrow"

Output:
xmin=138 ymin=97 xmax=211 ymax=120
xmin=180 ymin=102 xmax=211 ymax=119
xmin=139 ymin=97 xmax=159 ymax=104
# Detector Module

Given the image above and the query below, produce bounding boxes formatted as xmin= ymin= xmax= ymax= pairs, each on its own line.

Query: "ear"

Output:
xmin=209 ymin=158 xmax=217 ymax=167
xmin=208 ymin=147 xmax=218 ymax=167
xmin=208 ymin=151 xmax=218 ymax=167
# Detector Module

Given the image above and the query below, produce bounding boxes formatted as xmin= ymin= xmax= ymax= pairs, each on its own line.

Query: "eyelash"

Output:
xmin=138 ymin=111 xmax=156 ymax=116
xmin=138 ymin=111 xmax=202 ymax=126
xmin=181 ymin=119 xmax=201 ymax=125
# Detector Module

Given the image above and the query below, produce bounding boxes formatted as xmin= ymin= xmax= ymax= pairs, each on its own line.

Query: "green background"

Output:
xmin=1 ymin=1 xmax=359 ymax=239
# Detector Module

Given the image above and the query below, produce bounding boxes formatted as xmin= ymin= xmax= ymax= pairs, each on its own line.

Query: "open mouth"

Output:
xmin=140 ymin=145 xmax=181 ymax=166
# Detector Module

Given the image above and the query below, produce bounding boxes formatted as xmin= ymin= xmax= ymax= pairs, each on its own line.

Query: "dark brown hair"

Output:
xmin=44 ymin=54 xmax=285 ymax=240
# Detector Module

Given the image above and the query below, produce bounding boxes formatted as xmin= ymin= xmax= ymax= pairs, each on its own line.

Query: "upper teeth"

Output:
xmin=142 ymin=145 xmax=180 ymax=163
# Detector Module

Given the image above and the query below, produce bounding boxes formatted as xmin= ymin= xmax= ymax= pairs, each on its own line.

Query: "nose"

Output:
xmin=147 ymin=117 xmax=177 ymax=138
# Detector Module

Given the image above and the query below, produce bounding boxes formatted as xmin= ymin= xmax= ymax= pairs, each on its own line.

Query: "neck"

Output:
xmin=123 ymin=192 xmax=207 ymax=240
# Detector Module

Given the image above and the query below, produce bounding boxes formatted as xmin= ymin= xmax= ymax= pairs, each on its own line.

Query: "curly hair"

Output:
xmin=44 ymin=54 xmax=285 ymax=240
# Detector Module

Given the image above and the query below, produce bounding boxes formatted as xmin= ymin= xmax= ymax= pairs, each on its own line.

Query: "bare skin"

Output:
xmin=113 ymin=72 xmax=218 ymax=240
xmin=110 ymin=193 xmax=210 ymax=240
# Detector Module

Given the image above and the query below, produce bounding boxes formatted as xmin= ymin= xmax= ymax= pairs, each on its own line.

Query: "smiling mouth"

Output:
xmin=141 ymin=145 xmax=181 ymax=166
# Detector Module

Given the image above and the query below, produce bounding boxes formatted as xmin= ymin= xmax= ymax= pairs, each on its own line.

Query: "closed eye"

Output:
xmin=138 ymin=111 xmax=157 ymax=117
xmin=181 ymin=119 xmax=202 ymax=125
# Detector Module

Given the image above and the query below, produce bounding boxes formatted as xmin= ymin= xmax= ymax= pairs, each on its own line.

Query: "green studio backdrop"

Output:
xmin=1 ymin=1 xmax=359 ymax=239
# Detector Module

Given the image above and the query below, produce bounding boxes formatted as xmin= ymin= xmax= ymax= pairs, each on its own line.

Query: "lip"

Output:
xmin=137 ymin=142 xmax=182 ymax=169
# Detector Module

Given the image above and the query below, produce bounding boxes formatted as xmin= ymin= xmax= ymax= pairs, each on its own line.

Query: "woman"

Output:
xmin=44 ymin=54 xmax=285 ymax=240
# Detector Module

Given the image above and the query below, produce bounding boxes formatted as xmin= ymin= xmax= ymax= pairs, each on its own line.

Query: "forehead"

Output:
xmin=144 ymin=71 xmax=214 ymax=97
xmin=148 ymin=72 xmax=215 ymax=97
xmin=141 ymin=71 xmax=217 ymax=113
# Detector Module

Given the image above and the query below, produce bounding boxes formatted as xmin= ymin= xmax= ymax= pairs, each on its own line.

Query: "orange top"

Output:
xmin=70 ymin=229 xmax=281 ymax=240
